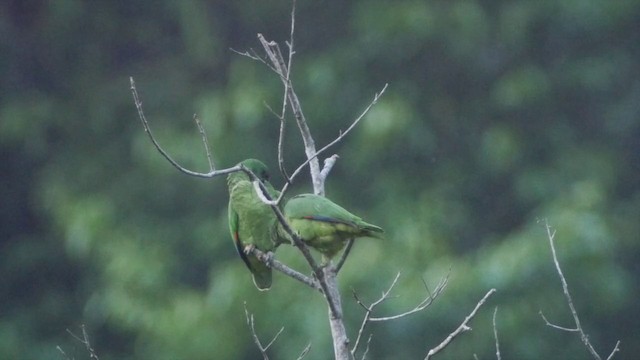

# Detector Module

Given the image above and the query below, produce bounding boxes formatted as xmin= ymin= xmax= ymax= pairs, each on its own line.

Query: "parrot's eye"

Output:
xmin=262 ymin=172 xmax=270 ymax=181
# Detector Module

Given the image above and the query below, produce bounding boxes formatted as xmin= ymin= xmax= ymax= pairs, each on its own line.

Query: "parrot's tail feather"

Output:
xmin=251 ymin=269 xmax=272 ymax=291
xmin=248 ymin=258 xmax=273 ymax=291
xmin=360 ymin=222 xmax=384 ymax=240
xmin=364 ymin=224 xmax=383 ymax=233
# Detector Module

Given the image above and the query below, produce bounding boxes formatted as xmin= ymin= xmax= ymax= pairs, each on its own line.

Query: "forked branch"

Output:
xmin=351 ymin=272 xmax=450 ymax=358
xmin=129 ymin=77 xmax=240 ymax=178
xmin=244 ymin=302 xmax=313 ymax=360
xmin=539 ymin=220 xmax=621 ymax=360
xmin=244 ymin=5 xmax=388 ymax=197
xmin=283 ymin=84 xmax=388 ymax=195
xmin=425 ymin=288 xmax=497 ymax=360
xmin=244 ymin=302 xmax=285 ymax=360
xmin=57 ymin=325 xmax=100 ymax=360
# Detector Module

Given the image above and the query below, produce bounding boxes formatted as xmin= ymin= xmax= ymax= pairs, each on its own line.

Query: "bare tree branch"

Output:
xmin=244 ymin=302 xmax=284 ymax=360
xmin=335 ymin=238 xmax=354 ymax=274
xmin=370 ymin=272 xmax=449 ymax=322
xmin=360 ymin=334 xmax=373 ymax=360
xmin=56 ymin=346 xmax=71 ymax=360
xmin=539 ymin=220 xmax=621 ymax=360
xmin=539 ymin=311 xmax=578 ymax=332
xmin=130 ymin=77 xmax=241 ymax=178
xmin=310 ymin=83 xmax=388 ymax=165
xmin=60 ymin=325 xmax=100 ymax=360
xmin=230 ymin=47 xmax=278 ymax=73
xmin=193 ymin=113 xmax=215 ymax=172
xmin=277 ymin=108 xmax=289 ymax=181
xmin=257 ymin=32 xmax=323 ymax=195
xmin=277 ymin=0 xmax=297 ymax=182
xmin=320 ymin=154 xmax=339 ymax=183
xmin=322 ymin=264 xmax=352 ymax=359
xmin=606 ymin=342 xmax=622 ymax=360
xmin=270 ymin=80 xmax=387 ymax=205
xmin=296 ymin=343 xmax=312 ymax=360
xmin=351 ymin=272 xmax=449 ymax=358
xmin=425 ymin=288 xmax=497 ymax=360
xmin=249 ymin=247 xmax=320 ymax=291
xmin=286 ymin=84 xmax=388 ymax=189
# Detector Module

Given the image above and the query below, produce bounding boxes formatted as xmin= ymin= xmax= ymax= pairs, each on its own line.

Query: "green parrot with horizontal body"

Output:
xmin=283 ymin=193 xmax=384 ymax=261
xmin=227 ymin=159 xmax=283 ymax=291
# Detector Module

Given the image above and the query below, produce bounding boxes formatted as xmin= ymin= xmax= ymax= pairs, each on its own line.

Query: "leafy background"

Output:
xmin=2 ymin=1 xmax=638 ymax=359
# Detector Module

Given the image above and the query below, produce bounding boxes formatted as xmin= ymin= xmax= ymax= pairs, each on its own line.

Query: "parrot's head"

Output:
xmin=239 ymin=158 xmax=271 ymax=183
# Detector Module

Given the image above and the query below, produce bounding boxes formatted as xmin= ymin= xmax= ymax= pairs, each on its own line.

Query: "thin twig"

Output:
xmin=351 ymin=273 xmax=401 ymax=356
xmin=56 ymin=346 xmax=70 ymax=360
xmin=193 ymin=113 xmax=215 ymax=171
xmin=539 ymin=311 xmax=578 ymax=332
xmin=312 ymin=83 xmax=388 ymax=161
xmin=361 ymin=334 xmax=373 ymax=360
xmin=370 ymin=272 xmax=449 ymax=321
xmin=277 ymin=0 xmax=297 ymax=182
xmin=287 ymin=84 xmax=389 ymax=186
xmin=259 ymin=61 xmax=291 ymax=181
xmin=493 ymin=307 xmax=501 ymax=360
xmin=539 ymin=220 xmax=621 ymax=360
xmin=296 ymin=343 xmax=312 ymax=360
xmin=130 ymin=77 xmax=240 ymax=178
xmin=65 ymin=325 xmax=100 ymax=360
xmin=606 ymin=342 xmax=621 ymax=360
xmin=244 ymin=302 xmax=284 ymax=360
xmin=272 ymin=82 xmax=387 ymax=203
xmin=335 ymin=238 xmax=354 ymax=273
xmin=277 ymin=111 xmax=289 ymax=181
xmin=286 ymin=0 xmax=297 ymax=76
xmin=351 ymin=272 xmax=449 ymax=358
xmin=230 ymin=47 xmax=278 ymax=73
xmin=257 ymin=30 xmax=323 ymax=194
xmin=425 ymin=288 xmax=497 ymax=360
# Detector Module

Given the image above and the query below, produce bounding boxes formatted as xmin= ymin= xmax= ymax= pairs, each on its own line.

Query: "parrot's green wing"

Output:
xmin=284 ymin=193 xmax=384 ymax=258
xmin=228 ymin=200 xmax=272 ymax=290
xmin=226 ymin=159 xmax=281 ymax=291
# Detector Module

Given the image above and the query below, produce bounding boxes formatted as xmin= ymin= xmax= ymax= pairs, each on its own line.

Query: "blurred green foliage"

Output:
xmin=2 ymin=1 xmax=639 ymax=359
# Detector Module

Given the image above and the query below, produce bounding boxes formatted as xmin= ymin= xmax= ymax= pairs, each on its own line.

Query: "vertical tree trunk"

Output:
xmin=325 ymin=266 xmax=352 ymax=360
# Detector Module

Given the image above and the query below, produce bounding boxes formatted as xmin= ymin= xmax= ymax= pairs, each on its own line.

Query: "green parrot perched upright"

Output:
xmin=227 ymin=159 xmax=283 ymax=291
xmin=283 ymin=193 xmax=384 ymax=260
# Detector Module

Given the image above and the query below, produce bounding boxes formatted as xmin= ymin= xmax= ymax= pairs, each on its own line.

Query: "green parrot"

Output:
xmin=227 ymin=159 xmax=283 ymax=291
xmin=283 ymin=193 xmax=384 ymax=260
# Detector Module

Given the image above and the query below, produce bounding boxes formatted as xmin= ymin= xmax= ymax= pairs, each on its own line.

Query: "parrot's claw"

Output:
xmin=244 ymin=244 xmax=274 ymax=267
xmin=243 ymin=244 xmax=256 ymax=254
